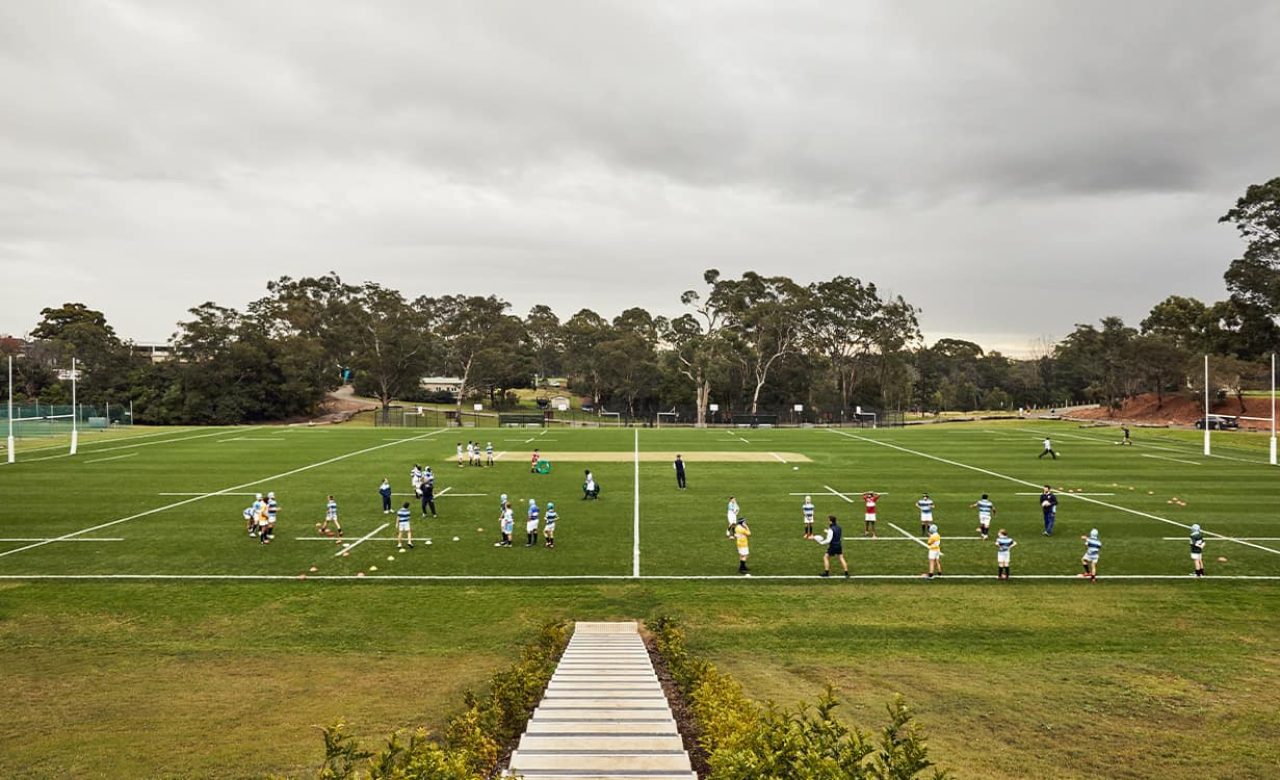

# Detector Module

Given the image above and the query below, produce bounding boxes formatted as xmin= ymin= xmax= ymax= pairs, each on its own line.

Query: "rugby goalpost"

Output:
xmin=1202 ymin=353 xmax=1277 ymax=465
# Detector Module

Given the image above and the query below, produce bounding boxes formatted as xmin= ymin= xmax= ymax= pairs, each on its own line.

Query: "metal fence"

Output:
xmin=1 ymin=402 xmax=133 ymax=438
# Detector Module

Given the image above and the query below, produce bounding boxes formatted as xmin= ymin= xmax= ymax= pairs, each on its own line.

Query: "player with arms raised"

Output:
xmin=862 ymin=491 xmax=879 ymax=538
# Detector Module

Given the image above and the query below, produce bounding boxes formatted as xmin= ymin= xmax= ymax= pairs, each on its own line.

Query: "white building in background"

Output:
xmin=420 ymin=376 xmax=464 ymax=394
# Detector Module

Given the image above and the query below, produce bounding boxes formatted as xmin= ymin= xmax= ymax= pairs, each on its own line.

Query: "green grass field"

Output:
xmin=1 ymin=422 xmax=1278 ymax=777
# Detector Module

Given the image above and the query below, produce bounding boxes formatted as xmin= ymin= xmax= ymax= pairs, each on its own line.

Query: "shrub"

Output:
xmin=316 ymin=620 xmax=570 ymax=780
xmin=647 ymin=617 xmax=949 ymax=780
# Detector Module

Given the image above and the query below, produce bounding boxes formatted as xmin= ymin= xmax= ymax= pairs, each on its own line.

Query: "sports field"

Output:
xmin=2 ymin=422 xmax=1279 ymax=777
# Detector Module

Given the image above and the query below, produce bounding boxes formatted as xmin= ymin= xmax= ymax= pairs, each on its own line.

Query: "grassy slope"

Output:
xmin=1 ymin=422 xmax=1278 ymax=777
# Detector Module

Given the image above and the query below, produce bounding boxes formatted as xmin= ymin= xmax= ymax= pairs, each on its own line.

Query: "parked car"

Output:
xmin=1195 ymin=415 xmax=1239 ymax=430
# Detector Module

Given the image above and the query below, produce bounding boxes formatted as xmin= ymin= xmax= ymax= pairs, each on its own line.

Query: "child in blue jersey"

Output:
xmin=544 ymin=502 xmax=558 ymax=548
xmin=317 ymin=495 xmax=343 ymax=538
xmin=971 ymin=494 xmax=995 ymax=540
xmin=1080 ymin=528 xmax=1101 ymax=581
xmin=801 ymin=495 xmax=816 ymax=539
xmin=379 ymin=478 xmax=392 ymax=514
xmin=1189 ymin=523 xmax=1206 ymax=577
xmin=1040 ymin=486 xmax=1058 ymax=536
xmin=526 ymin=499 xmax=540 ymax=547
xmin=250 ymin=493 xmax=265 ymax=538
xmin=262 ymin=492 xmax=279 ymax=544
xmin=916 ymin=493 xmax=935 ymax=536
xmin=243 ymin=506 xmax=255 ymax=537
xmin=395 ymin=502 xmax=414 ymax=550
xmin=995 ymin=528 xmax=1016 ymax=580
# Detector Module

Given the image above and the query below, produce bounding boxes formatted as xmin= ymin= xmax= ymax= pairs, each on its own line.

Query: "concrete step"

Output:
xmin=524 ymin=721 xmax=678 ymax=735
xmin=512 ymin=774 xmax=695 ymax=780
xmin=537 ymin=699 xmax=669 ymax=709
xmin=531 ymin=708 xmax=676 ymax=721
xmin=515 ymin=735 xmax=685 ymax=752
xmin=509 ymin=751 xmax=693 ymax=773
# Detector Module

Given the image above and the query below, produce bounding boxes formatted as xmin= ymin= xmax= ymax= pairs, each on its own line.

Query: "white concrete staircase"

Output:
xmin=507 ymin=621 xmax=696 ymax=780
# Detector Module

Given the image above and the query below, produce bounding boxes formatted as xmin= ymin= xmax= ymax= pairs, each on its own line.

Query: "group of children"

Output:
xmin=494 ymin=493 xmax=559 ymax=549
xmin=722 ymin=488 xmax=1209 ymax=580
xmin=457 ymin=441 xmax=495 ymax=467
xmin=243 ymin=492 xmax=280 ymax=544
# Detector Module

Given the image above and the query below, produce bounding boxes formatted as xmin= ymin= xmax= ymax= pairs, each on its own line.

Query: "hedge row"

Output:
xmin=647 ymin=616 xmax=950 ymax=780
xmin=315 ymin=620 xmax=571 ymax=780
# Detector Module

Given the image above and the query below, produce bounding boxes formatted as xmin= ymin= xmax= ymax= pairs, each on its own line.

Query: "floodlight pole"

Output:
xmin=1203 ymin=354 xmax=1210 ymax=457
xmin=1271 ymin=352 xmax=1276 ymax=466
xmin=70 ymin=356 xmax=78 ymax=456
xmin=6 ymin=355 xmax=14 ymax=464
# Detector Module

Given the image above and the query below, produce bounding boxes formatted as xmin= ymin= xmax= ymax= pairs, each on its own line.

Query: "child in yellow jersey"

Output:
xmin=734 ymin=517 xmax=751 ymax=575
xmin=923 ymin=523 xmax=942 ymax=578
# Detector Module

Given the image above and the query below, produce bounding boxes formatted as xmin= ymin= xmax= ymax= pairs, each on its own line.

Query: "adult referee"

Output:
xmin=817 ymin=515 xmax=849 ymax=578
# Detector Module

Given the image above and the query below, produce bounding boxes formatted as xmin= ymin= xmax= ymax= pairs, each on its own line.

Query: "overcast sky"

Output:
xmin=2 ymin=0 xmax=1278 ymax=355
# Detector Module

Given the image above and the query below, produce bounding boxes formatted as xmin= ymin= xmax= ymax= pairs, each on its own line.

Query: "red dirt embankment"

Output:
xmin=1069 ymin=392 xmax=1273 ymax=428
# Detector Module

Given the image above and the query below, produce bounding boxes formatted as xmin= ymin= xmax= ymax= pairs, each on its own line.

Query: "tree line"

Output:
xmin=3 ymin=177 xmax=1277 ymax=425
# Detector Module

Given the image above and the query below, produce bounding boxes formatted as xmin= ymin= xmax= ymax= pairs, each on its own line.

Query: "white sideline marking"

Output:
xmin=219 ymin=437 xmax=282 ymax=442
xmin=85 ymin=452 xmax=138 ymax=464
xmin=1141 ymin=453 xmax=1201 ymax=466
xmin=0 ymin=538 xmax=122 ymax=542
xmin=17 ymin=428 xmax=247 ymax=464
xmin=822 ymin=485 xmax=856 ymax=503
xmin=333 ymin=522 xmax=389 ymax=556
xmin=839 ymin=535 xmax=983 ymax=542
xmin=1 ymin=574 xmax=1277 ymax=582
xmin=0 ymin=429 xmax=447 ymax=560
xmin=888 ymin=522 xmax=931 ymax=548
xmin=769 ymin=452 xmax=788 ymax=463
xmin=828 ymin=428 xmax=1280 ymax=557
xmin=633 ymin=428 xmax=640 ymax=578
xmin=1014 ymin=492 xmax=1114 ymax=496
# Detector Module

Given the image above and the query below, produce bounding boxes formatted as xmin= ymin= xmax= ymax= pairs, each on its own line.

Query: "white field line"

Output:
xmin=11 ymin=426 xmax=202 ymax=456
xmin=333 ymin=522 xmax=389 ymax=556
xmin=494 ymin=451 xmax=508 ymax=460
xmin=1015 ymin=492 xmax=1114 ymax=496
xmin=828 ymin=428 xmax=1280 ymax=557
xmin=887 ymin=522 xmax=931 ymax=549
xmin=1141 ymin=453 xmax=1202 ymax=466
xmin=790 ymin=490 xmax=888 ymax=496
xmin=822 ymin=485 xmax=856 ymax=503
xmin=1162 ymin=532 xmax=1280 ymax=537
xmin=85 ymin=452 xmax=138 ymax=464
xmin=16 ymin=428 xmax=249 ymax=464
xmin=832 ymin=535 xmax=984 ymax=542
xmin=769 ymin=452 xmax=788 ymax=463
xmin=392 ymin=491 xmax=486 ymax=497
xmin=299 ymin=536 xmax=431 ymax=542
xmin=1014 ymin=426 xmax=1266 ymax=467
xmin=0 ymin=428 xmax=447 ymax=560
xmin=0 ymin=537 xmax=123 ymax=542
xmin=2 ymin=574 xmax=1278 ymax=581
xmin=160 ymin=492 xmax=260 ymax=496
xmin=219 ymin=437 xmax=282 ymax=442
xmin=633 ymin=428 xmax=640 ymax=578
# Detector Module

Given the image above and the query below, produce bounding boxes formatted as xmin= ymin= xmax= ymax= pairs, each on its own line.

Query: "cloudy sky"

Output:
xmin=2 ymin=0 xmax=1278 ymax=354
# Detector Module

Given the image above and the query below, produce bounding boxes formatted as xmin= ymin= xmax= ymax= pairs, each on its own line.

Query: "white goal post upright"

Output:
xmin=1272 ymin=352 xmax=1277 ymax=466
xmin=1203 ymin=354 xmax=1211 ymax=457
xmin=69 ymin=357 xmax=78 ymax=456
xmin=5 ymin=353 xmax=13 ymax=461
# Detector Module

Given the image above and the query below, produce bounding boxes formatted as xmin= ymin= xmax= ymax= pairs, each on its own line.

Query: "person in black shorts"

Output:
xmin=1121 ymin=425 xmax=1133 ymax=446
xmin=674 ymin=454 xmax=687 ymax=490
xmin=817 ymin=514 xmax=849 ymax=578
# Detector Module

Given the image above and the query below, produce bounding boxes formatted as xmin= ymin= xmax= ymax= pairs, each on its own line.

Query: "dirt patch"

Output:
xmin=1068 ymin=392 xmax=1273 ymax=429
xmin=481 ymin=451 xmax=812 ymax=463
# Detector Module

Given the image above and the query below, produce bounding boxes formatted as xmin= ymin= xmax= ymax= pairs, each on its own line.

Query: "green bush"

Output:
xmin=647 ymin=616 xmax=949 ymax=780
xmin=316 ymin=620 xmax=570 ymax=780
